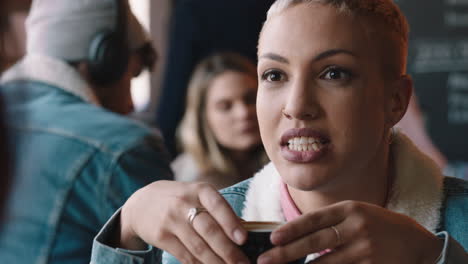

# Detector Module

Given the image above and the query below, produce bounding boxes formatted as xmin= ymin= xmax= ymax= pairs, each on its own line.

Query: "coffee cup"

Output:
xmin=240 ymin=221 xmax=306 ymax=264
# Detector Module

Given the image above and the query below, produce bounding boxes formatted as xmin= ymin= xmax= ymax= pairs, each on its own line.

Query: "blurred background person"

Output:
xmin=0 ymin=0 xmax=172 ymax=263
xmin=155 ymin=0 xmax=275 ymax=158
xmin=172 ymin=53 xmax=268 ymax=189
xmin=0 ymin=2 xmax=8 ymax=72
xmin=0 ymin=0 xmax=9 ymax=221
xmin=0 ymin=1 xmax=29 ymax=73
xmin=0 ymin=1 xmax=11 ymax=221
xmin=0 ymin=0 xmax=29 ymax=223
xmin=396 ymin=0 xmax=468 ymax=180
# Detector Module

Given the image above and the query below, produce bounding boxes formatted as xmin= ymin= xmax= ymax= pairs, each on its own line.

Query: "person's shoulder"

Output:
xmin=11 ymin=80 xmax=163 ymax=155
xmin=220 ymin=179 xmax=252 ymax=196
xmin=441 ymin=176 xmax=468 ymax=248
xmin=220 ymin=179 xmax=252 ymax=217
xmin=65 ymin=107 xmax=164 ymax=155
xmin=442 ymin=176 xmax=468 ymax=213
xmin=171 ymin=153 xmax=199 ymax=182
xmin=442 ymin=176 xmax=468 ymax=218
xmin=443 ymin=176 xmax=468 ymax=197
xmin=172 ymin=153 xmax=196 ymax=168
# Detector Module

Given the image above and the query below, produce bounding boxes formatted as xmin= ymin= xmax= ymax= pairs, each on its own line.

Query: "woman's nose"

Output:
xmin=282 ymin=80 xmax=320 ymax=120
xmin=233 ymin=102 xmax=254 ymax=120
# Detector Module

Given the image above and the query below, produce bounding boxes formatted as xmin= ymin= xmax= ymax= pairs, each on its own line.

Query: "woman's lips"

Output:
xmin=281 ymin=144 xmax=329 ymax=163
xmin=280 ymin=128 xmax=330 ymax=163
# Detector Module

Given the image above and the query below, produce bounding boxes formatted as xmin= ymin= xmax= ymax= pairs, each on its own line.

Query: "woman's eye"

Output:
xmin=321 ymin=67 xmax=352 ymax=81
xmin=261 ymin=70 xmax=285 ymax=82
xmin=216 ymin=101 xmax=231 ymax=112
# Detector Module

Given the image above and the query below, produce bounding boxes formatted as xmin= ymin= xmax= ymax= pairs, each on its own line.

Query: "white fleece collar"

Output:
xmin=0 ymin=54 xmax=100 ymax=105
xmin=242 ymin=131 xmax=444 ymax=233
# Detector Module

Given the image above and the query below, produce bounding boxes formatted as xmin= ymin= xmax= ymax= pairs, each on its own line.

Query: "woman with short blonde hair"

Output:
xmin=91 ymin=1 xmax=468 ymax=263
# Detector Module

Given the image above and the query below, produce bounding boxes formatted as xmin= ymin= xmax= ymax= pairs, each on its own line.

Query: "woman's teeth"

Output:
xmin=287 ymin=137 xmax=324 ymax=152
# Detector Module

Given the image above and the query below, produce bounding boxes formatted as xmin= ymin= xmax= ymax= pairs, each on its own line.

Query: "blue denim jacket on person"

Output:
xmin=0 ymin=55 xmax=173 ymax=264
xmin=90 ymin=176 xmax=468 ymax=264
xmin=92 ymin=132 xmax=468 ymax=264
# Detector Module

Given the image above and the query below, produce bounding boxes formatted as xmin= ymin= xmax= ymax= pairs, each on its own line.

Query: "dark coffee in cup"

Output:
xmin=240 ymin=221 xmax=305 ymax=264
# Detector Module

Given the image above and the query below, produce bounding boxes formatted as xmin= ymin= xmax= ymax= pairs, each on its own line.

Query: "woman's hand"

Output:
xmin=119 ymin=180 xmax=250 ymax=264
xmin=258 ymin=201 xmax=443 ymax=264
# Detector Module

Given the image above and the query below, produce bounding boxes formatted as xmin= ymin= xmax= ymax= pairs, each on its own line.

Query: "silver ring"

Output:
xmin=331 ymin=225 xmax=342 ymax=246
xmin=187 ymin=207 xmax=207 ymax=225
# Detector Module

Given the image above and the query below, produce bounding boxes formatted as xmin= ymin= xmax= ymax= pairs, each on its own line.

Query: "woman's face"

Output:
xmin=206 ymin=70 xmax=262 ymax=152
xmin=257 ymin=3 xmax=405 ymax=190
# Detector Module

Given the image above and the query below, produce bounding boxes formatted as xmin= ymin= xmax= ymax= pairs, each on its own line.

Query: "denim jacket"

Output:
xmin=0 ymin=55 xmax=173 ymax=264
xmin=218 ymin=176 xmax=468 ymax=264
xmin=92 ymin=132 xmax=468 ymax=264
xmin=91 ymin=175 xmax=468 ymax=264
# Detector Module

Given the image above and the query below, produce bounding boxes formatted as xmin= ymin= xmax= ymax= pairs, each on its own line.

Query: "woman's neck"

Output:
xmin=289 ymin=144 xmax=393 ymax=214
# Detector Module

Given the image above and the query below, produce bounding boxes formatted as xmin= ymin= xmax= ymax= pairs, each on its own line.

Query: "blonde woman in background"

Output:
xmin=172 ymin=52 xmax=268 ymax=189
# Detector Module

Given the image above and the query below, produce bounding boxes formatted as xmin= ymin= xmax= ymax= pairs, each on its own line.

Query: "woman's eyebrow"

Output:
xmin=259 ymin=49 xmax=357 ymax=64
xmin=312 ymin=49 xmax=357 ymax=62
xmin=259 ymin=53 xmax=289 ymax=64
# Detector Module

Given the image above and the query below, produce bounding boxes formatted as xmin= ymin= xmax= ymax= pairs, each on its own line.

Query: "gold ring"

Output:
xmin=331 ymin=225 xmax=342 ymax=246
xmin=187 ymin=207 xmax=207 ymax=225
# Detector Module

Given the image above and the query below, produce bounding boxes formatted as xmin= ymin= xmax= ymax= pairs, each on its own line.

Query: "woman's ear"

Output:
xmin=386 ymin=75 xmax=413 ymax=128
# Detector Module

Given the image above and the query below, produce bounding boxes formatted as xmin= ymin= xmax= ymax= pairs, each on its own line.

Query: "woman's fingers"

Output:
xmin=191 ymin=211 xmax=250 ymax=264
xmin=175 ymin=222 xmax=225 ymax=264
xmin=162 ymin=235 xmax=202 ymax=264
xmin=271 ymin=202 xmax=348 ymax=245
xmin=197 ymin=183 xmax=247 ymax=245
xmin=257 ymin=201 xmax=367 ymax=264
xmin=169 ymin=182 xmax=248 ymax=264
xmin=122 ymin=181 xmax=249 ymax=263
xmin=258 ymin=224 xmax=347 ymax=264
xmin=252 ymin=200 xmax=445 ymax=264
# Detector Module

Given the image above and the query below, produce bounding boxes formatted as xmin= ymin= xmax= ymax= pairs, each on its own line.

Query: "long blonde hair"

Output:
xmin=178 ymin=52 xmax=267 ymax=177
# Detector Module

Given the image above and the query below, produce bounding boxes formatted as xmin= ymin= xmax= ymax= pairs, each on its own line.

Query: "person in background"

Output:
xmin=0 ymin=0 xmax=13 ymax=222
xmin=0 ymin=0 xmax=28 ymax=222
xmin=155 ymin=0 xmax=275 ymax=158
xmin=0 ymin=1 xmax=29 ymax=73
xmin=172 ymin=53 xmax=268 ymax=189
xmin=0 ymin=0 xmax=172 ymax=263
xmin=0 ymin=2 xmax=7 ymax=71
xmin=93 ymin=0 xmax=468 ymax=263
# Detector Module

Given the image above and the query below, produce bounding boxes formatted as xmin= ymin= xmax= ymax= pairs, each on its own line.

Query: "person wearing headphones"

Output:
xmin=0 ymin=0 xmax=172 ymax=263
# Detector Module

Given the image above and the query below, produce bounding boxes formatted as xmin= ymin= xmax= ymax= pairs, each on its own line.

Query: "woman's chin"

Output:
xmin=280 ymin=168 xmax=332 ymax=191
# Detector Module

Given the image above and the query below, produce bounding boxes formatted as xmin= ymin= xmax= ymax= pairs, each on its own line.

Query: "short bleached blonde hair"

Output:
xmin=261 ymin=0 xmax=410 ymax=79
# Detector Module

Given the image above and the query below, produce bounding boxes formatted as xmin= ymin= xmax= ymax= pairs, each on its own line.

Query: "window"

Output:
xmin=129 ymin=0 xmax=151 ymax=112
